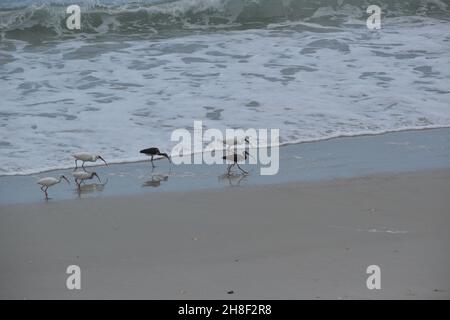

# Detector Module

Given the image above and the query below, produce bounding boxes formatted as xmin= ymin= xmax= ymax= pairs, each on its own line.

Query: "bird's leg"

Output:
xmin=81 ymin=161 xmax=86 ymax=171
xmin=44 ymin=186 xmax=49 ymax=199
xmin=151 ymin=155 xmax=155 ymax=167
xmin=40 ymin=185 xmax=46 ymax=198
xmin=75 ymin=178 xmax=81 ymax=189
xmin=237 ymin=163 xmax=248 ymax=175
xmin=74 ymin=159 xmax=78 ymax=171
xmin=227 ymin=164 xmax=234 ymax=175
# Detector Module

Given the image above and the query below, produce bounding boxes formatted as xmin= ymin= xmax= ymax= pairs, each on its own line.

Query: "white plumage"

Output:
xmin=221 ymin=137 xmax=250 ymax=149
xmin=73 ymin=152 xmax=96 ymax=161
xmin=223 ymin=152 xmax=247 ymax=162
xmin=37 ymin=175 xmax=70 ymax=199
xmin=37 ymin=177 xmax=61 ymax=186
xmin=73 ymin=152 xmax=107 ymax=169
xmin=72 ymin=170 xmax=101 ymax=187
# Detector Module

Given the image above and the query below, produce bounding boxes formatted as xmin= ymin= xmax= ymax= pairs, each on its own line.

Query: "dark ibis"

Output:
xmin=140 ymin=147 xmax=171 ymax=167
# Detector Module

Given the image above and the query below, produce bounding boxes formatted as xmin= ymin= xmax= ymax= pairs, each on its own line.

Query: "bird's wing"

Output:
xmin=73 ymin=152 xmax=92 ymax=160
xmin=140 ymin=147 xmax=158 ymax=154
xmin=72 ymin=171 xmax=88 ymax=178
xmin=37 ymin=177 xmax=56 ymax=185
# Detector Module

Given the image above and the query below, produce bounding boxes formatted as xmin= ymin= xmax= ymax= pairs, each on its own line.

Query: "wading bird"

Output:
xmin=37 ymin=175 xmax=70 ymax=199
xmin=221 ymin=137 xmax=250 ymax=150
xmin=223 ymin=151 xmax=251 ymax=175
xmin=73 ymin=152 xmax=108 ymax=170
xmin=140 ymin=147 xmax=171 ymax=167
xmin=72 ymin=170 xmax=101 ymax=188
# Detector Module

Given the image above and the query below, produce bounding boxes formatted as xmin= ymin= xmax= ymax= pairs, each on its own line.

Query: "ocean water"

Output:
xmin=0 ymin=0 xmax=449 ymax=175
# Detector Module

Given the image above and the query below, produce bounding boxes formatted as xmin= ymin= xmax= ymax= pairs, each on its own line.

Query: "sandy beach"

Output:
xmin=1 ymin=130 xmax=449 ymax=299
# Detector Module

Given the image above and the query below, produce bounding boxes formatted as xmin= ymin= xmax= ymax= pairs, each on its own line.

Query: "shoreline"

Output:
xmin=1 ymin=127 xmax=450 ymax=205
xmin=2 ymin=125 xmax=449 ymax=178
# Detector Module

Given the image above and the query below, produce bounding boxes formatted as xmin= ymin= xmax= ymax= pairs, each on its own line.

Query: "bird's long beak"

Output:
xmin=161 ymin=153 xmax=171 ymax=163
xmin=62 ymin=176 xmax=70 ymax=184
xmin=99 ymin=156 xmax=108 ymax=166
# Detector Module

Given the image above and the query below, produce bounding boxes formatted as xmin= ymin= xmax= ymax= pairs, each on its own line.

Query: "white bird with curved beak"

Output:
xmin=72 ymin=171 xmax=101 ymax=188
xmin=37 ymin=175 xmax=70 ymax=199
xmin=73 ymin=152 xmax=108 ymax=170
xmin=221 ymin=136 xmax=251 ymax=150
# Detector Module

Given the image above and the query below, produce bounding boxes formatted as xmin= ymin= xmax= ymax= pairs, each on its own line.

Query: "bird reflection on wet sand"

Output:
xmin=75 ymin=178 xmax=108 ymax=197
xmin=218 ymin=172 xmax=247 ymax=187
xmin=142 ymin=166 xmax=170 ymax=188
xmin=142 ymin=174 xmax=169 ymax=187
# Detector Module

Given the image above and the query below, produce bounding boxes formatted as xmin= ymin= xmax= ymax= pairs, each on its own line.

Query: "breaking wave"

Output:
xmin=1 ymin=0 xmax=449 ymax=40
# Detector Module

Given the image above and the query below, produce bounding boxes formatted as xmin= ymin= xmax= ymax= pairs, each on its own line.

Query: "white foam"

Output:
xmin=1 ymin=16 xmax=450 ymax=176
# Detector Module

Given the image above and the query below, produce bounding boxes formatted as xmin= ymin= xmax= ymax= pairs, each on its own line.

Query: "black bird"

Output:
xmin=223 ymin=151 xmax=250 ymax=175
xmin=140 ymin=147 xmax=171 ymax=167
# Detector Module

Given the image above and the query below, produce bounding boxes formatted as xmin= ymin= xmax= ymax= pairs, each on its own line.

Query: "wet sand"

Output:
xmin=1 ymin=127 xmax=450 ymax=205
xmin=1 ymin=169 xmax=449 ymax=299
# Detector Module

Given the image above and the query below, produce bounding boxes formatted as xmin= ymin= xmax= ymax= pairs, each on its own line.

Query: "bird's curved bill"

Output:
xmin=93 ymin=173 xmax=102 ymax=183
xmin=99 ymin=156 xmax=108 ymax=166
xmin=62 ymin=176 xmax=70 ymax=184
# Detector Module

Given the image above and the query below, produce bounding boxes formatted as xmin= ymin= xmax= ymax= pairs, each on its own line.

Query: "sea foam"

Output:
xmin=0 ymin=5 xmax=449 ymax=175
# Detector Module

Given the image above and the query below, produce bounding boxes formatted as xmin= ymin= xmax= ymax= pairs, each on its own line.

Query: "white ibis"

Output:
xmin=37 ymin=175 xmax=70 ymax=199
xmin=140 ymin=147 xmax=171 ymax=167
xmin=221 ymin=137 xmax=250 ymax=150
xmin=223 ymin=151 xmax=251 ymax=175
xmin=72 ymin=170 xmax=101 ymax=188
xmin=73 ymin=152 xmax=107 ymax=170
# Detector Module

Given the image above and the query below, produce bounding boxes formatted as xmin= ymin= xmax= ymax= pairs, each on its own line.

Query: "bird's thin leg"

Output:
xmin=74 ymin=159 xmax=78 ymax=171
xmin=44 ymin=187 xmax=49 ymax=199
xmin=81 ymin=161 xmax=86 ymax=171
xmin=237 ymin=163 xmax=248 ymax=174
xmin=227 ymin=164 xmax=234 ymax=175
xmin=151 ymin=155 xmax=155 ymax=167
xmin=75 ymin=178 xmax=81 ymax=189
